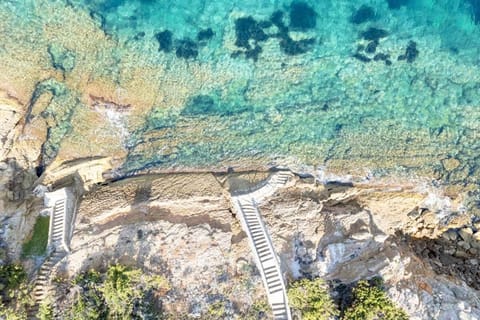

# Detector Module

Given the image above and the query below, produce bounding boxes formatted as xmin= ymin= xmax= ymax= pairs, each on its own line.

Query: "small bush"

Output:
xmin=37 ymin=300 xmax=54 ymax=320
xmin=0 ymin=264 xmax=26 ymax=292
xmin=0 ymin=264 xmax=31 ymax=320
xmin=287 ymin=278 xmax=339 ymax=320
xmin=343 ymin=280 xmax=408 ymax=320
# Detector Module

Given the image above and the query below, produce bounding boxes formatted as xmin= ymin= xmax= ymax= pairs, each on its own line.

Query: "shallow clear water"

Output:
xmin=2 ymin=0 xmax=480 ymax=189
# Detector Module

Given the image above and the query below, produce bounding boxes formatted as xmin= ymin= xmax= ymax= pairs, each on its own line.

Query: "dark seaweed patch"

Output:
xmin=365 ymin=40 xmax=378 ymax=54
xmin=398 ymin=40 xmax=418 ymax=63
xmin=271 ymin=10 xmax=286 ymax=29
xmin=289 ymin=1 xmax=317 ymax=30
xmin=155 ymin=30 xmax=173 ymax=52
xmin=245 ymin=45 xmax=263 ymax=61
xmin=350 ymin=5 xmax=376 ymax=24
xmin=175 ymin=38 xmax=198 ymax=59
xmin=182 ymin=95 xmax=249 ymax=116
xmin=197 ymin=28 xmax=215 ymax=41
xmin=468 ymin=0 xmax=480 ymax=24
xmin=386 ymin=0 xmax=409 ymax=9
xmin=373 ymin=53 xmax=389 ymax=61
xmin=361 ymin=27 xmax=388 ymax=41
xmin=234 ymin=16 xmax=268 ymax=50
xmin=353 ymin=52 xmax=371 ymax=63
xmin=258 ymin=20 xmax=273 ymax=29
xmin=280 ymin=37 xmax=315 ymax=55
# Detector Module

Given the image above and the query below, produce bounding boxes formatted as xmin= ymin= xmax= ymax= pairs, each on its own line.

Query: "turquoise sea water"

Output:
xmin=3 ymin=0 xmax=480 ymax=192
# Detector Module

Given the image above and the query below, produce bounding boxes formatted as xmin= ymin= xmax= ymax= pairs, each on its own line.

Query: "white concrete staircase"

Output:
xmin=29 ymin=188 xmax=73 ymax=319
xmin=232 ymin=171 xmax=293 ymax=320
xmin=48 ymin=198 xmax=69 ymax=251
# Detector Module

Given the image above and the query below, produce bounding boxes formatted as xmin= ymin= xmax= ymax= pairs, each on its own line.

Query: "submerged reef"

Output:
xmin=232 ymin=4 xmax=317 ymax=60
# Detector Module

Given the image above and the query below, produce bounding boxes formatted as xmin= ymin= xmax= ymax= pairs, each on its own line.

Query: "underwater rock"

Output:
xmin=398 ymin=40 xmax=419 ymax=63
xmin=361 ymin=27 xmax=388 ymax=41
xmin=365 ymin=40 xmax=378 ymax=54
xmin=289 ymin=1 xmax=317 ymax=30
xmin=353 ymin=52 xmax=371 ymax=63
xmin=280 ymin=37 xmax=315 ymax=56
xmin=197 ymin=28 xmax=215 ymax=42
xmin=47 ymin=44 xmax=76 ymax=73
xmin=155 ymin=30 xmax=173 ymax=52
xmin=234 ymin=16 xmax=268 ymax=50
xmin=175 ymin=38 xmax=198 ymax=59
xmin=386 ymin=0 xmax=409 ymax=9
xmin=350 ymin=5 xmax=376 ymax=24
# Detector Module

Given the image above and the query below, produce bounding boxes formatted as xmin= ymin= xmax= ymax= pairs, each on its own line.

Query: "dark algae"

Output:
xmin=386 ymin=0 xmax=410 ymax=9
xmin=361 ymin=27 xmax=388 ymax=41
xmin=289 ymin=1 xmax=317 ymax=30
xmin=234 ymin=16 xmax=268 ymax=50
xmin=398 ymin=40 xmax=419 ymax=63
xmin=155 ymin=30 xmax=173 ymax=53
xmin=175 ymin=38 xmax=198 ymax=59
xmin=350 ymin=5 xmax=375 ymax=24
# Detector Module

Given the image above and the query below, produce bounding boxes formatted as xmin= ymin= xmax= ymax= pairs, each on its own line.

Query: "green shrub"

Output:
xmin=102 ymin=264 xmax=142 ymax=319
xmin=0 ymin=264 xmax=31 ymax=320
xmin=0 ymin=264 xmax=26 ymax=293
xmin=244 ymin=298 xmax=270 ymax=320
xmin=22 ymin=216 xmax=49 ymax=257
xmin=343 ymin=280 xmax=408 ymax=320
xmin=67 ymin=265 xmax=170 ymax=319
xmin=287 ymin=278 xmax=339 ymax=320
xmin=37 ymin=299 xmax=54 ymax=320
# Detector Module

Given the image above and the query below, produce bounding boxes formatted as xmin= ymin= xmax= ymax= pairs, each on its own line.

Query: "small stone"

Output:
xmin=473 ymin=231 xmax=480 ymax=241
xmin=468 ymin=258 xmax=478 ymax=265
xmin=458 ymin=240 xmax=471 ymax=250
xmin=474 ymin=222 xmax=480 ymax=230
xmin=459 ymin=227 xmax=473 ymax=242
xmin=455 ymin=249 xmax=469 ymax=258
xmin=442 ymin=230 xmax=456 ymax=241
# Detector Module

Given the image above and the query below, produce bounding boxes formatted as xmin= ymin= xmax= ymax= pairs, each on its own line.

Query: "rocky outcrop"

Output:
xmin=256 ymin=176 xmax=480 ymax=320
xmin=31 ymin=171 xmax=479 ymax=319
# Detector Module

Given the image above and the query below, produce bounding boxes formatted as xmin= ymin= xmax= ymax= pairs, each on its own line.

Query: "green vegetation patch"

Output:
xmin=0 ymin=264 xmax=32 ymax=319
xmin=67 ymin=264 xmax=170 ymax=320
xmin=22 ymin=216 xmax=50 ymax=257
xmin=288 ymin=277 xmax=408 ymax=320
xmin=343 ymin=279 xmax=409 ymax=320
xmin=288 ymin=278 xmax=339 ymax=320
